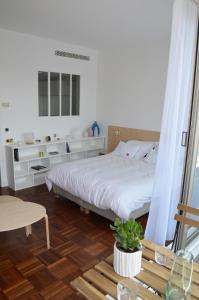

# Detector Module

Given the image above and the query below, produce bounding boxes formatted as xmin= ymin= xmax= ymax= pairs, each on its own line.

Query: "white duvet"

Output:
xmin=46 ymin=154 xmax=155 ymax=219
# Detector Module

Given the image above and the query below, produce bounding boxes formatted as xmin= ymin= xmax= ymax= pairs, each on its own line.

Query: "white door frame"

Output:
xmin=176 ymin=29 xmax=199 ymax=250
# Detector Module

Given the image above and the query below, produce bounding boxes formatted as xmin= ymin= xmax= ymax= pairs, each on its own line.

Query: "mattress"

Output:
xmin=46 ymin=153 xmax=155 ymax=219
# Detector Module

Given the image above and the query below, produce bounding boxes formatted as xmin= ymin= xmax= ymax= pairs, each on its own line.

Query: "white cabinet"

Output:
xmin=5 ymin=136 xmax=105 ymax=191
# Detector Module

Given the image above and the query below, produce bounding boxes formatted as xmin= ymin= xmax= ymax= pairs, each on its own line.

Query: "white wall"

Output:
xmin=0 ymin=28 xmax=170 ymax=187
xmin=0 ymin=29 xmax=98 ymax=186
xmin=97 ymin=40 xmax=170 ymax=134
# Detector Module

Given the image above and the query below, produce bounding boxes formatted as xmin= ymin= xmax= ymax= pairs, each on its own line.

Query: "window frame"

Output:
xmin=38 ymin=71 xmax=80 ymax=117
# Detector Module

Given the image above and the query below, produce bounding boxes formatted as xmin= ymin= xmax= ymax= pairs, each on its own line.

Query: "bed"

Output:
xmin=46 ymin=125 xmax=160 ymax=220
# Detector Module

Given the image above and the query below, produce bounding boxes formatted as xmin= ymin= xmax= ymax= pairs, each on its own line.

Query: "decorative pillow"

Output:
xmin=124 ymin=144 xmax=140 ymax=159
xmin=144 ymin=144 xmax=159 ymax=164
xmin=112 ymin=141 xmax=126 ymax=157
xmin=126 ymin=140 xmax=154 ymax=160
xmin=113 ymin=141 xmax=140 ymax=158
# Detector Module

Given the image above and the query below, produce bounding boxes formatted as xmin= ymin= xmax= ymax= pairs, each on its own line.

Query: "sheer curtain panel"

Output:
xmin=145 ymin=0 xmax=198 ymax=245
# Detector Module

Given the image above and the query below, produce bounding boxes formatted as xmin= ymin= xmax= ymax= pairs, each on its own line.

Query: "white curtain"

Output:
xmin=145 ymin=0 xmax=198 ymax=245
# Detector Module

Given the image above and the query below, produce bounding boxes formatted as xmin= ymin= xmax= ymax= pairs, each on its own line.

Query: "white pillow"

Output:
xmin=144 ymin=144 xmax=158 ymax=164
xmin=113 ymin=141 xmax=139 ymax=159
xmin=126 ymin=140 xmax=154 ymax=159
xmin=124 ymin=144 xmax=140 ymax=159
xmin=113 ymin=141 xmax=126 ymax=157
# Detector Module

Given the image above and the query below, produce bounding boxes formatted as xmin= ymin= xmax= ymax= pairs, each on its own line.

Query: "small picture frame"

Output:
xmin=24 ymin=132 xmax=34 ymax=144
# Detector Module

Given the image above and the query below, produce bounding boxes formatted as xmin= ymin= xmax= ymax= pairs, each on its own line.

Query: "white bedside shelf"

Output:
xmin=5 ymin=136 xmax=105 ymax=190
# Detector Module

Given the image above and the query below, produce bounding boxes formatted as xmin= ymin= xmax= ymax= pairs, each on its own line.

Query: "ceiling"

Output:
xmin=0 ymin=0 xmax=174 ymax=51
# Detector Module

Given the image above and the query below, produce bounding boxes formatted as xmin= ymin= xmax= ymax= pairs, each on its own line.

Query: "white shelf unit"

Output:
xmin=5 ymin=136 xmax=105 ymax=191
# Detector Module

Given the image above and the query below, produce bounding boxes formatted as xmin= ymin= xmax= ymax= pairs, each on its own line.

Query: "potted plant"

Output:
xmin=110 ymin=218 xmax=144 ymax=278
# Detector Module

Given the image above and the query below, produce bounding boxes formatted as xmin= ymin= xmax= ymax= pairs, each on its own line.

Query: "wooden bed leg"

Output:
xmin=85 ymin=209 xmax=90 ymax=215
xmin=80 ymin=206 xmax=84 ymax=212
xmin=54 ymin=194 xmax=60 ymax=199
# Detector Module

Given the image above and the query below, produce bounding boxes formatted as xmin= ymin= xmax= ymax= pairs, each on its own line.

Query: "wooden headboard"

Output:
xmin=107 ymin=125 xmax=160 ymax=153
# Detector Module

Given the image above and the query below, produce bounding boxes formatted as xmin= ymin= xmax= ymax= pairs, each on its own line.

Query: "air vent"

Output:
xmin=55 ymin=50 xmax=90 ymax=61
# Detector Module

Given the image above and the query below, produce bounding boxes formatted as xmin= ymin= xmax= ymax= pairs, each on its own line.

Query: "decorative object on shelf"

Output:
xmin=91 ymin=121 xmax=100 ymax=136
xmin=49 ymin=151 xmax=59 ymax=155
xmin=45 ymin=136 xmax=51 ymax=142
xmin=24 ymin=132 xmax=35 ymax=144
xmin=87 ymin=127 xmax=93 ymax=137
xmin=99 ymin=151 xmax=105 ymax=156
xmin=94 ymin=127 xmax=98 ymax=137
xmin=66 ymin=142 xmax=70 ymax=153
xmin=39 ymin=151 xmax=45 ymax=158
xmin=31 ymin=165 xmax=47 ymax=171
xmin=14 ymin=148 xmax=19 ymax=161
xmin=166 ymin=250 xmax=193 ymax=299
xmin=70 ymin=128 xmax=82 ymax=138
xmin=110 ymin=218 xmax=143 ymax=278
xmin=6 ymin=138 xmax=14 ymax=144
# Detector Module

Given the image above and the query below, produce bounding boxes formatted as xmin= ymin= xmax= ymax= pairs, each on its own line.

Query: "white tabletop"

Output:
xmin=0 ymin=201 xmax=46 ymax=232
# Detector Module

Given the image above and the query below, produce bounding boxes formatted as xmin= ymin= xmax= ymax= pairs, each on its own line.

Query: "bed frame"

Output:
xmin=53 ymin=125 xmax=160 ymax=221
xmin=107 ymin=125 xmax=160 ymax=152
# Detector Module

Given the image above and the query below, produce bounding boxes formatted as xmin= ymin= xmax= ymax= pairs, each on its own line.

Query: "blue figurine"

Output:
xmin=91 ymin=121 xmax=100 ymax=136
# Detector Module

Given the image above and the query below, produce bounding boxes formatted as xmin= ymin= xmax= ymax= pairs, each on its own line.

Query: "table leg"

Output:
xmin=44 ymin=214 xmax=50 ymax=249
xmin=25 ymin=225 xmax=32 ymax=237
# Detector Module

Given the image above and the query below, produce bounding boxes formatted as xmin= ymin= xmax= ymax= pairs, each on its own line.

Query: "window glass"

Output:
xmin=72 ymin=75 xmax=80 ymax=115
xmin=61 ymin=74 xmax=70 ymax=116
xmin=38 ymin=71 xmax=48 ymax=116
xmin=50 ymin=72 xmax=60 ymax=116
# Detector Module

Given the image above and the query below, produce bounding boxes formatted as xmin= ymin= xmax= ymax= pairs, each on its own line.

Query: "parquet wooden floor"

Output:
xmin=0 ymin=185 xmax=147 ymax=299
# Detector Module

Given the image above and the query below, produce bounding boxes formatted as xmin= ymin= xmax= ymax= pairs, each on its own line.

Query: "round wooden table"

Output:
xmin=0 ymin=195 xmax=23 ymax=203
xmin=0 ymin=197 xmax=50 ymax=249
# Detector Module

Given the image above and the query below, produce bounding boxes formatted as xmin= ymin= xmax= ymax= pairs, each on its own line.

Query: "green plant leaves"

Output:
xmin=114 ymin=217 xmax=122 ymax=227
xmin=110 ymin=218 xmax=144 ymax=252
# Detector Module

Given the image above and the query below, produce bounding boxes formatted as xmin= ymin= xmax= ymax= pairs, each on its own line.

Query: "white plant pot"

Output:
xmin=113 ymin=242 xmax=142 ymax=278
